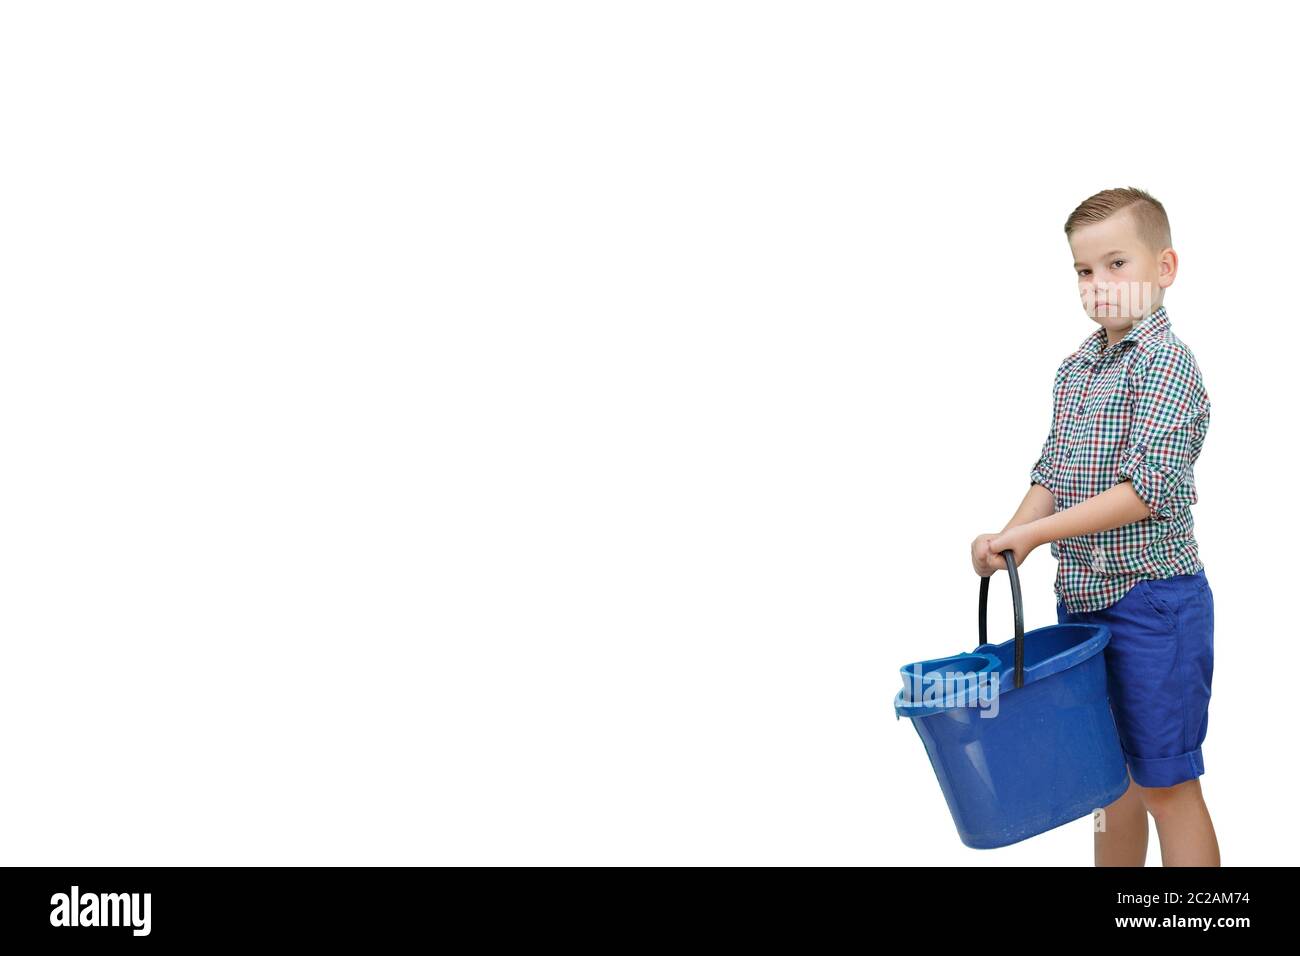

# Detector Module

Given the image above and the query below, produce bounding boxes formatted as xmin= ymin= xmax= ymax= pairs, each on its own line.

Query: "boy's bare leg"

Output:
xmin=1140 ymin=777 xmax=1221 ymax=866
xmin=1096 ymin=772 xmax=1149 ymax=866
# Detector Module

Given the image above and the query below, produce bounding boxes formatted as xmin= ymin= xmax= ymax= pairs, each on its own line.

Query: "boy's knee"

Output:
xmin=1136 ymin=778 xmax=1198 ymax=815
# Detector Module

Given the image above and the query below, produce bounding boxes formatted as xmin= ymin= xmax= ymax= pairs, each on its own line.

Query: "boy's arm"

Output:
xmin=1001 ymin=483 xmax=1056 ymax=532
xmin=987 ymin=480 xmax=1151 ymax=570
xmin=1020 ymin=481 xmax=1150 ymax=545
xmin=1114 ymin=344 xmax=1210 ymax=522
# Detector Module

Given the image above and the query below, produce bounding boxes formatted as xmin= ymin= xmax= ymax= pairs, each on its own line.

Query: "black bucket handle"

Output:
xmin=979 ymin=548 xmax=1025 ymax=689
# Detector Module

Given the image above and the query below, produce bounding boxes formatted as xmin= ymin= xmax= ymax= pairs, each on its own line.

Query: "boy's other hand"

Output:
xmin=970 ymin=533 xmax=1002 ymax=577
xmin=985 ymin=525 xmax=1038 ymax=572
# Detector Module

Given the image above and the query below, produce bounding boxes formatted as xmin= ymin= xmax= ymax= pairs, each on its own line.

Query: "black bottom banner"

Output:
xmin=0 ymin=864 xmax=1281 ymax=942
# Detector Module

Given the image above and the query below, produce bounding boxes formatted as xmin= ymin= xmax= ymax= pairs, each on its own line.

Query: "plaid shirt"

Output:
xmin=1030 ymin=305 xmax=1211 ymax=613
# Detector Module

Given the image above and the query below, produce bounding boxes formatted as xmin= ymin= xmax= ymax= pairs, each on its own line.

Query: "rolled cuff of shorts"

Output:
xmin=1125 ymin=746 xmax=1205 ymax=788
xmin=1116 ymin=446 xmax=1175 ymax=521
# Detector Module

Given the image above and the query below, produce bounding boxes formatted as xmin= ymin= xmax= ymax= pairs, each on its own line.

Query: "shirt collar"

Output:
xmin=1077 ymin=305 xmax=1169 ymax=363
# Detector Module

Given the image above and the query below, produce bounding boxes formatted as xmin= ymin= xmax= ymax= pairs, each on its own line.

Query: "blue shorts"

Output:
xmin=1056 ymin=568 xmax=1214 ymax=789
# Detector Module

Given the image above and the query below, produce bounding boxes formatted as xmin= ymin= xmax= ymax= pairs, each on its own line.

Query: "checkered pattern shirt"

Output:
xmin=1030 ymin=305 xmax=1211 ymax=613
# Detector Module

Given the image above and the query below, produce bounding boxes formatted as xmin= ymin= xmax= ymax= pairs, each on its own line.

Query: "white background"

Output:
xmin=1 ymin=2 xmax=1294 ymax=865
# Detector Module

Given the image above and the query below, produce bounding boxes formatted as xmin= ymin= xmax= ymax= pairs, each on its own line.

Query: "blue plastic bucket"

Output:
xmin=895 ymin=550 xmax=1130 ymax=848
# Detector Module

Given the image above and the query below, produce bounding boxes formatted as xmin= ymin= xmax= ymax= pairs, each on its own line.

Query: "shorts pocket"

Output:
xmin=1135 ymin=579 xmax=1175 ymax=621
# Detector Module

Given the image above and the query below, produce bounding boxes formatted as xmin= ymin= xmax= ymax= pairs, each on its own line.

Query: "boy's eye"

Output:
xmin=1077 ymin=260 xmax=1125 ymax=277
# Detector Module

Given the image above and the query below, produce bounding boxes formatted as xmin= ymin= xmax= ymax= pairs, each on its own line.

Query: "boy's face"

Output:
xmin=1069 ymin=209 xmax=1175 ymax=336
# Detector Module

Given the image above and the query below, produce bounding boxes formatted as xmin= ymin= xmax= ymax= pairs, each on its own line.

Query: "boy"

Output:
xmin=970 ymin=187 xmax=1218 ymax=867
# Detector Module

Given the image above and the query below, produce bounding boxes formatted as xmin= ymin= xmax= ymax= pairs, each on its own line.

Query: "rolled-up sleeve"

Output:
xmin=1030 ymin=429 xmax=1057 ymax=496
xmin=1030 ymin=360 xmax=1069 ymax=497
xmin=1115 ymin=343 xmax=1210 ymax=521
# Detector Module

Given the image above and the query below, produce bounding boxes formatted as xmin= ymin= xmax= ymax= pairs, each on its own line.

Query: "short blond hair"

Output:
xmin=1064 ymin=187 xmax=1172 ymax=256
